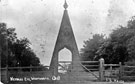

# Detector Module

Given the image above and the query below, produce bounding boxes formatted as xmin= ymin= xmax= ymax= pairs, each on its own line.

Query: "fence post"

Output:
xmin=6 ymin=65 xmax=8 ymax=84
xmin=99 ymin=58 xmax=104 ymax=81
xmin=119 ymin=62 xmax=122 ymax=80
xmin=30 ymin=65 xmax=32 ymax=73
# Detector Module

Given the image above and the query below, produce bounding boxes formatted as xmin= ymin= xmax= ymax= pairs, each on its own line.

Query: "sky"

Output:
xmin=1 ymin=0 xmax=135 ymax=65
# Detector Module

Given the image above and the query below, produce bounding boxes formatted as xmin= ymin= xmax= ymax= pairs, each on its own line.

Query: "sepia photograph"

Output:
xmin=0 ymin=0 xmax=135 ymax=84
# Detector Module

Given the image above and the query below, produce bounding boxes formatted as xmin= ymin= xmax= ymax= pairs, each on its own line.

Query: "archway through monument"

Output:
xmin=59 ymin=48 xmax=72 ymax=61
xmin=58 ymin=48 xmax=72 ymax=73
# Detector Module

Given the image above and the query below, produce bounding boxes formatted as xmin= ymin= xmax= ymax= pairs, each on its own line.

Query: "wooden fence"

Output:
xmin=58 ymin=60 xmax=100 ymax=82
xmin=120 ymin=62 xmax=135 ymax=81
xmin=1 ymin=66 xmax=53 ymax=84
xmin=1 ymin=58 xmax=135 ymax=84
xmin=99 ymin=59 xmax=135 ymax=81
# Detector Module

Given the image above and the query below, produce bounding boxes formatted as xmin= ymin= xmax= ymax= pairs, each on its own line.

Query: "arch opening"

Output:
xmin=58 ymin=48 xmax=72 ymax=73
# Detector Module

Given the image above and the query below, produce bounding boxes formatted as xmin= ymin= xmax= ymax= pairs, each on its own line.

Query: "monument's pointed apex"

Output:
xmin=63 ymin=0 xmax=68 ymax=9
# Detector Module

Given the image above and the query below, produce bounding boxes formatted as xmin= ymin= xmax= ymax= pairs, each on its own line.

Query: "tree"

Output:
xmin=0 ymin=23 xmax=41 ymax=68
xmin=10 ymin=38 xmax=40 ymax=67
xmin=80 ymin=34 xmax=105 ymax=61
xmin=0 ymin=23 xmax=8 ymax=67
xmin=96 ymin=16 xmax=135 ymax=64
xmin=81 ymin=16 xmax=135 ymax=64
xmin=95 ymin=39 xmax=128 ymax=64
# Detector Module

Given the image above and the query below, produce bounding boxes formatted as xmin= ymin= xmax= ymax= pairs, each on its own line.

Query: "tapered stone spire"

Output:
xmin=50 ymin=0 xmax=83 ymax=75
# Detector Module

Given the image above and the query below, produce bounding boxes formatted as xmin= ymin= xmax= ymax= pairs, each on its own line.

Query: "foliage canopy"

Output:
xmin=81 ymin=16 xmax=135 ymax=64
xmin=0 ymin=23 xmax=41 ymax=68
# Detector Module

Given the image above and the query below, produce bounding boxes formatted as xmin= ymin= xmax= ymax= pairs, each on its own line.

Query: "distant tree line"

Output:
xmin=0 ymin=23 xmax=45 ymax=70
xmin=81 ymin=16 xmax=135 ymax=65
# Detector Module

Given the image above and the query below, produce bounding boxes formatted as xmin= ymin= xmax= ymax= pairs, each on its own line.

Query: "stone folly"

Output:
xmin=49 ymin=0 xmax=83 ymax=75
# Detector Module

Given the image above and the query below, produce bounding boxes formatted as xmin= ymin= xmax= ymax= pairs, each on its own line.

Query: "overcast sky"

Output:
xmin=1 ymin=0 xmax=135 ymax=65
